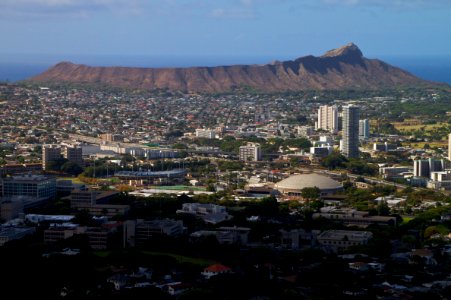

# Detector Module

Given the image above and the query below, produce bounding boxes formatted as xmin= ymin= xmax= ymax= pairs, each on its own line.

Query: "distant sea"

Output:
xmin=0 ymin=53 xmax=450 ymax=84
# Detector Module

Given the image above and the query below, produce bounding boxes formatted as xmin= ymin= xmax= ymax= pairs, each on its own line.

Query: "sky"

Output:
xmin=1 ymin=0 xmax=451 ymax=62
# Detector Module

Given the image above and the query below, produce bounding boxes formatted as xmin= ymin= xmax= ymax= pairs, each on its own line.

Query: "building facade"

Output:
xmin=62 ymin=146 xmax=83 ymax=167
xmin=42 ymin=145 xmax=62 ymax=170
xmin=358 ymin=119 xmax=370 ymax=140
xmin=342 ymin=105 xmax=360 ymax=158
xmin=449 ymin=133 xmax=451 ymax=161
xmin=239 ymin=143 xmax=262 ymax=161
xmin=413 ymin=158 xmax=446 ymax=178
xmin=43 ymin=144 xmax=83 ymax=170
xmin=317 ymin=230 xmax=373 ymax=253
xmin=1 ymin=174 xmax=56 ymax=204
xmin=195 ymin=128 xmax=216 ymax=139
xmin=316 ymin=105 xmax=338 ymax=133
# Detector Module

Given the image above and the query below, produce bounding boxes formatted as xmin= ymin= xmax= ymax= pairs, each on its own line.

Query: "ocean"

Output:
xmin=0 ymin=54 xmax=450 ymax=85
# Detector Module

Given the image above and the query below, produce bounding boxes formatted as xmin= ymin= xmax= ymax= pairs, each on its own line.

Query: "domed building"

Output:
xmin=275 ymin=173 xmax=343 ymax=197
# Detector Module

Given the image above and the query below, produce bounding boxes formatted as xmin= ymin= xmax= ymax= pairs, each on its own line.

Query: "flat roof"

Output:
xmin=115 ymin=169 xmax=187 ymax=178
xmin=4 ymin=174 xmax=55 ymax=182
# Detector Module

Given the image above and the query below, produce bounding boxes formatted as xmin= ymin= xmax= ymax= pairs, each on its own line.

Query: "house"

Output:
xmin=409 ymin=248 xmax=437 ymax=265
xmin=107 ymin=274 xmax=128 ymax=290
xmin=348 ymin=262 xmax=369 ymax=271
xmin=202 ymin=264 xmax=232 ymax=279
xmin=166 ymin=282 xmax=191 ymax=296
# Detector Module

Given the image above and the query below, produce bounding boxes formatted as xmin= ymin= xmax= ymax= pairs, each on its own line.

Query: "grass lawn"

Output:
xmin=59 ymin=177 xmax=84 ymax=184
xmin=95 ymin=251 xmax=111 ymax=258
xmin=402 ymin=216 xmax=414 ymax=224
xmin=401 ymin=141 xmax=447 ymax=148
xmin=394 ymin=121 xmax=447 ymax=131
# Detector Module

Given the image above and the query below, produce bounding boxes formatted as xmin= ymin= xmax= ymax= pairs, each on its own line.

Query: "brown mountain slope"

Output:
xmin=30 ymin=43 xmax=430 ymax=92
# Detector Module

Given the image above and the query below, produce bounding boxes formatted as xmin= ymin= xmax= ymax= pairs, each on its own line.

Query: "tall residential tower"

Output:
xmin=316 ymin=105 xmax=338 ymax=133
xmin=359 ymin=119 xmax=370 ymax=140
xmin=342 ymin=105 xmax=360 ymax=158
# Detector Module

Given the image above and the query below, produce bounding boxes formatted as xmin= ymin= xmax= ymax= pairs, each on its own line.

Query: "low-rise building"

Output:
xmin=0 ymin=226 xmax=36 ymax=246
xmin=317 ymin=230 xmax=373 ymax=253
xmin=44 ymin=224 xmax=86 ymax=243
xmin=176 ymin=203 xmax=231 ymax=224
xmin=1 ymin=174 xmax=56 ymax=208
xmin=69 ymin=189 xmax=128 ymax=217
xmin=132 ymin=219 xmax=185 ymax=245
xmin=190 ymin=226 xmax=250 ymax=245
xmin=379 ymin=166 xmax=411 ymax=180
xmin=374 ymin=195 xmax=407 ymax=207
xmin=0 ymin=163 xmax=42 ymax=176
xmin=313 ymin=207 xmax=397 ymax=226
xmin=201 ymin=264 xmax=232 ymax=279
xmin=195 ymin=128 xmax=216 ymax=139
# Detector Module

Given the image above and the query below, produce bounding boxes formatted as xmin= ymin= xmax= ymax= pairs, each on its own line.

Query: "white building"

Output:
xmin=239 ymin=143 xmax=262 ymax=161
xmin=359 ymin=119 xmax=370 ymax=140
xmin=317 ymin=230 xmax=373 ymax=253
xmin=316 ymin=105 xmax=338 ymax=133
xmin=448 ymin=133 xmax=451 ymax=161
xmin=176 ymin=203 xmax=231 ymax=224
xmin=195 ymin=128 xmax=216 ymax=139
xmin=297 ymin=125 xmax=315 ymax=137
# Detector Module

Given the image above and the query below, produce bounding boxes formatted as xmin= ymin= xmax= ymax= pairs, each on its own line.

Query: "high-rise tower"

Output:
xmin=316 ymin=105 xmax=338 ymax=133
xmin=342 ymin=105 xmax=360 ymax=158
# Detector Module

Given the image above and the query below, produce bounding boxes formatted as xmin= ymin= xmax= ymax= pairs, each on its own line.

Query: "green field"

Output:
xmin=402 ymin=216 xmax=414 ymax=224
xmin=401 ymin=141 xmax=447 ymax=148
xmin=393 ymin=121 xmax=447 ymax=131
xmin=59 ymin=177 xmax=85 ymax=184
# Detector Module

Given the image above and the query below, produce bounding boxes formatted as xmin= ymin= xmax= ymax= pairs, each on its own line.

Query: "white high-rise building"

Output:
xmin=448 ymin=133 xmax=451 ymax=161
xmin=359 ymin=119 xmax=370 ymax=140
xmin=316 ymin=105 xmax=338 ymax=133
xmin=239 ymin=143 xmax=262 ymax=162
xmin=342 ymin=105 xmax=360 ymax=158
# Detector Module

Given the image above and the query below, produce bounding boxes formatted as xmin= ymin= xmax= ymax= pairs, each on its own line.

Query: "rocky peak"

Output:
xmin=321 ymin=43 xmax=363 ymax=61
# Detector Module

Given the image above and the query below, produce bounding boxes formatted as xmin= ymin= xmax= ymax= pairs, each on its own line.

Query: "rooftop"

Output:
xmin=276 ymin=173 xmax=342 ymax=191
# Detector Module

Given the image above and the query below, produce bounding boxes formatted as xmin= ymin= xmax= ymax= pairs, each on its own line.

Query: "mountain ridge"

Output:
xmin=29 ymin=44 xmax=434 ymax=92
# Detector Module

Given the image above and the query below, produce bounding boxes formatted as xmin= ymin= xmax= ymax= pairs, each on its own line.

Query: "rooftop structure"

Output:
xmin=313 ymin=207 xmax=397 ymax=226
xmin=317 ymin=230 xmax=373 ymax=253
xmin=0 ymin=226 xmax=36 ymax=246
xmin=1 ymin=174 xmax=56 ymax=206
xmin=239 ymin=143 xmax=262 ymax=162
xmin=275 ymin=173 xmax=343 ymax=197
xmin=115 ymin=169 xmax=187 ymax=179
xmin=177 ymin=203 xmax=231 ymax=224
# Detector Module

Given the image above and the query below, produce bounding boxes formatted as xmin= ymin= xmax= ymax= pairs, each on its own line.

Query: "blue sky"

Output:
xmin=1 ymin=0 xmax=451 ymax=59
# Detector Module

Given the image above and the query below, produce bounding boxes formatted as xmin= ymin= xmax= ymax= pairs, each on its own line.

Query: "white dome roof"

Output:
xmin=275 ymin=173 xmax=342 ymax=191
